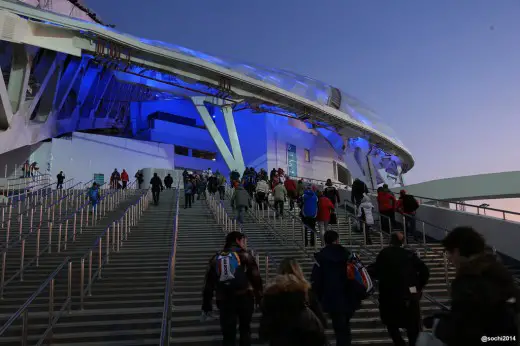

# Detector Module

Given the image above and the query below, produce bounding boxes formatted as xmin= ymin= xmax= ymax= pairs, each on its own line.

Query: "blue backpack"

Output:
xmin=215 ymin=251 xmax=247 ymax=291
xmin=89 ymin=188 xmax=99 ymax=201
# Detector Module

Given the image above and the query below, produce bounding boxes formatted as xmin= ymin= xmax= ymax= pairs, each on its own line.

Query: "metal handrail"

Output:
xmin=79 ymin=186 xmax=150 ymax=309
xmin=0 ymin=257 xmax=73 ymax=344
xmin=0 ymin=181 xmax=127 ymax=298
xmin=255 ymin=193 xmax=451 ymax=312
xmin=159 ymin=181 xmax=181 ymax=346
xmin=0 ymin=181 xmax=86 ymax=248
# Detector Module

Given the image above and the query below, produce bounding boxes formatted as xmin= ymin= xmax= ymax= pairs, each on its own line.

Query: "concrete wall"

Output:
xmin=50 ymin=132 xmax=175 ymax=185
xmin=416 ymin=204 xmax=520 ymax=261
xmin=266 ymin=114 xmax=338 ymax=181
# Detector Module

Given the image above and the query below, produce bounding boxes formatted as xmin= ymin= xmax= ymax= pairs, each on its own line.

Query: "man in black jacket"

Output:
xmin=351 ymin=178 xmax=368 ymax=207
xmin=371 ymin=232 xmax=430 ymax=346
xmin=427 ymin=227 xmax=520 ymax=346
xmin=56 ymin=171 xmax=65 ymax=189
xmin=164 ymin=174 xmax=173 ymax=189
xmin=150 ymin=173 xmax=163 ymax=205
xmin=311 ymin=230 xmax=361 ymax=346
xmin=201 ymin=231 xmax=263 ymax=346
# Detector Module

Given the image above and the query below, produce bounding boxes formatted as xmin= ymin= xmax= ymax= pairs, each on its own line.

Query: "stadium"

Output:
xmin=0 ymin=0 xmax=413 ymax=189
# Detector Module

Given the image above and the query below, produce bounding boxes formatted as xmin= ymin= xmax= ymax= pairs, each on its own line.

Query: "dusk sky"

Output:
xmin=84 ymin=0 xmax=520 ymax=185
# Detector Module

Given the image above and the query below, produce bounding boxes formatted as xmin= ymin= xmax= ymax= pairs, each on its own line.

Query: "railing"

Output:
xmin=79 ymin=186 xmax=150 ymax=309
xmin=246 ymin=188 xmax=451 ymax=312
xmin=0 ymin=181 xmax=131 ymax=299
xmin=1 ymin=180 xmax=87 ymax=247
xmin=1 ymin=172 xmax=52 ymax=198
xmin=159 ymin=182 xmax=181 ymax=346
xmin=0 ymin=257 xmax=72 ymax=345
xmin=4 ymin=177 xmax=74 ymax=206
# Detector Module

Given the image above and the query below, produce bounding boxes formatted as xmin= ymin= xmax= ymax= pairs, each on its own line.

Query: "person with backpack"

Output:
xmin=110 ymin=169 xmax=121 ymax=189
xmin=164 ymin=173 xmax=173 ymax=189
xmin=370 ymin=232 xmax=430 ymax=346
xmin=255 ymin=178 xmax=270 ymax=210
xmin=56 ymin=171 xmax=65 ymax=190
xmin=87 ymin=182 xmax=101 ymax=209
xmin=120 ymin=169 xmax=129 ymax=189
xmin=273 ymin=181 xmax=287 ymax=217
xmin=283 ymin=176 xmax=297 ymax=211
xmin=184 ymin=179 xmax=194 ymax=209
xmin=300 ymin=187 xmax=318 ymax=247
xmin=243 ymin=169 xmax=257 ymax=198
xmin=150 ymin=173 xmax=164 ymax=206
xmin=135 ymin=170 xmax=144 ymax=189
xmin=377 ymin=186 xmax=397 ymax=233
xmin=423 ymin=227 xmax=519 ymax=346
xmin=201 ymin=231 xmax=263 ymax=346
xmin=316 ymin=190 xmax=335 ymax=238
xmin=357 ymin=194 xmax=375 ymax=245
xmin=217 ymin=171 xmax=227 ymax=200
xmin=323 ymin=179 xmax=341 ymax=206
xmin=351 ymin=178 xmax=368 ymax=207
xmin=396 ymin=190 xmax=419 ymax=240
xmin=311 ymin=230 xmax=365 ymax=346
xmin=231 ymin=184 xmax=251 ymax=224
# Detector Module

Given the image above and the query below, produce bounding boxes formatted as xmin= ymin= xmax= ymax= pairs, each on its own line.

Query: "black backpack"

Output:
xmin=403 ymin=195 xmax=419 ymax=213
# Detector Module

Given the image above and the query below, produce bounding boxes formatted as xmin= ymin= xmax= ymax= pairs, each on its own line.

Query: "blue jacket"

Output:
xmin=311 ymin=244 xmax=362 ymax=316
xmin=301 ymin=190 xmax=318 ymax=218
xmin=184 ymin=182 xmax=193 ymax=195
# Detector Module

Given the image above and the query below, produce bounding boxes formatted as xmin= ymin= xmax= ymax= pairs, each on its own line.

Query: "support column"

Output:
xmin=191 ymin=96 xmax=245 ymax=173
xmin=222 ymin=104 xmax=245 ymax=171
xmin=8 ymin=44 xmax=31 ymax=114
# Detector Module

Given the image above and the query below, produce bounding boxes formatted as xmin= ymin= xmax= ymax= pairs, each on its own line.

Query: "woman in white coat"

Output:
xmin=357 ymin=194 xmax=374 ymax=245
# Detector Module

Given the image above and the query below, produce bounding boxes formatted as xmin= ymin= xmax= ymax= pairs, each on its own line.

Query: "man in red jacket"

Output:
xmin=121 ymin=169 xmax=129 ymax=189
xmin=377 ymin=187 xmax=396 ymax=233
xmin=284 ymin=176 xmax=297 ymax=211
xmin=317 ymin=191 xmax=335 ymax=240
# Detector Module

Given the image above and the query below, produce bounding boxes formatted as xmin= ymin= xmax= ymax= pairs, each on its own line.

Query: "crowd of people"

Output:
xmin=201 ymin=226 xmax=520 ymax=346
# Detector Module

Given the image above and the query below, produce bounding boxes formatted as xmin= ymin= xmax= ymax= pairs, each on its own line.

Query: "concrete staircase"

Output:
xmin=0 ymin=187 xmax=148 ymax=344
xmin=165 ymin=191 xmax=454 ymax=345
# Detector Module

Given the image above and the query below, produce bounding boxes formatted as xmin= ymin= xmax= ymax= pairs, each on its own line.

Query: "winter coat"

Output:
xmin=150 ymin=176 xmax=163 ymax=192
xmin=284 ymin=179 xmax=296 ymax=192
xmin=164 ymin=175 xmax=173 ymax=186
xmin=371 ymin=245 xmax=430 ymax=327
xmin=377 ymin=191 xmax=396 ymax=212
xmin=259 ymin=275 xmax=327 ymax=346
xmin=256 ymin=180 xmax=270 ymax=194
xmin=351 ymin=179 xmax=368 ymax=205
xmin=231 ymin=186 xmax=250 ymax=209
xmin=311 ymin=244 xmax=361 ymax=316
xmin=433 ymin=253 xmax=520 ymax=346
xmin=301 ymin=190 xmax=318 ymax=218
xmin=201 ymin=245 xmax=263 ymax=312
xmin=184 ymin=182 xmax=193 ymax=195
xmin=317 ymin=196 xmax=334 ymax=222
xmin=217 ymin=174 xmax=226 ymax=187
xmin=121 ymin=170 xmax=129 ymax=182
xmin=57 ymin=173 xmax=65 ymax=184
xmin=357 ymin=195 xmax=375 ymax=225
xmin=273 ymin=184 xmax=287 ymax=201
xmin=323 ymin=185 xmax=340 ymax=205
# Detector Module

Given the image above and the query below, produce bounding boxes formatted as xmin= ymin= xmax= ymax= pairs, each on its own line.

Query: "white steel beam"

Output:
xmin=192 ymin=96 xmax=245 ymax=173
xmin=0 ymin=66 xmax=13 ymax=130
xmin=26 ymin=51 xmax=59 ymax=119
xmin=7 ymin=44 xmax=30 ymax=114
xmin=222 ymin=104 xmax=245 ymax=172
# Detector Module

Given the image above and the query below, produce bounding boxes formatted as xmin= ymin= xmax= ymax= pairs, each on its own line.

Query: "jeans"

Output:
xmin=218 ymin=186 xmax=226 ymax=200
xmin=387 ymin=322 xmax=420 ymax=346
xmin=404 ymin=215 xmax=417 ymax=238
xmin=236 ymin=206 xmax=246 ymax=224
xmin=185 ymin=194 xmax=192 ymax=208
xmin=56 ymin=182 xmax=63 ymax=190
xmin=255 ymin=192 xmax=266 ymax=210
xmin=217 ymin=294 xmax=254 ymax=346
xmin=152 ymin=190 xmax=160 ymax=205
xmin=122 ymin=181 xmax=127 ymax=189
xmin=274 ymin=200 xmax=284 ymax=216
xmin=302 ymin=217 xmax=316 ymax=247
xmin=317 ymin=221 xmax=329 ymax=233
xmin=330 ymin=312 xmax=352 ymax=346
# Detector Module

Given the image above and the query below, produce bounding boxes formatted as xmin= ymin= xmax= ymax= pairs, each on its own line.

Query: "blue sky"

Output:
xmin=84 ymin=0 xmax=520 ymax=185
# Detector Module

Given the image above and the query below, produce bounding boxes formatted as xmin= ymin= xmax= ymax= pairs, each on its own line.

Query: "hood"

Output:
xmin=361 ymin=194 xmax=371 ymax=203
xmin=303 ymin=189 xmax=315 ymax=197
xmin=264 ymin=274 xmax=308 ymax=311
xmin=315 ymin=244 xmax=350 ymax=264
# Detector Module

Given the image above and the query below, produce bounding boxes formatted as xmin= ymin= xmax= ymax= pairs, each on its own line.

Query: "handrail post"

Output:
xmin=36 ymin=226 xmax=41 ymax=267
xmin=80 ymin=257 xmax=85 ymax=310
xmin=20 ymin=239 xmax=25 ymax=281
xmin=64 ymin=219 xmax=69 ymax=251
xmin=57 ymin=223 xmax=62 ymax=253
xmin=21 ymin=309 xmax=28 ymax=346
xmin=49 ymin=278 xmax=55 ymax=325
xmin=0 ymin=252 xmax=6 ymax=299
xmin=88 ymin=250 xmax=93 ymax=296
xmin=422 ymin=221 xmax=426 ymax=248
xmin=67 ymin=261 xmax=72 ymax=314
xmin=265 ymin=255 xmax=269 ymax=282
xmin=48 ymin=221 xmax=53 ymax=254
xmin=98 ymin=238 xmax=103 ymax=279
